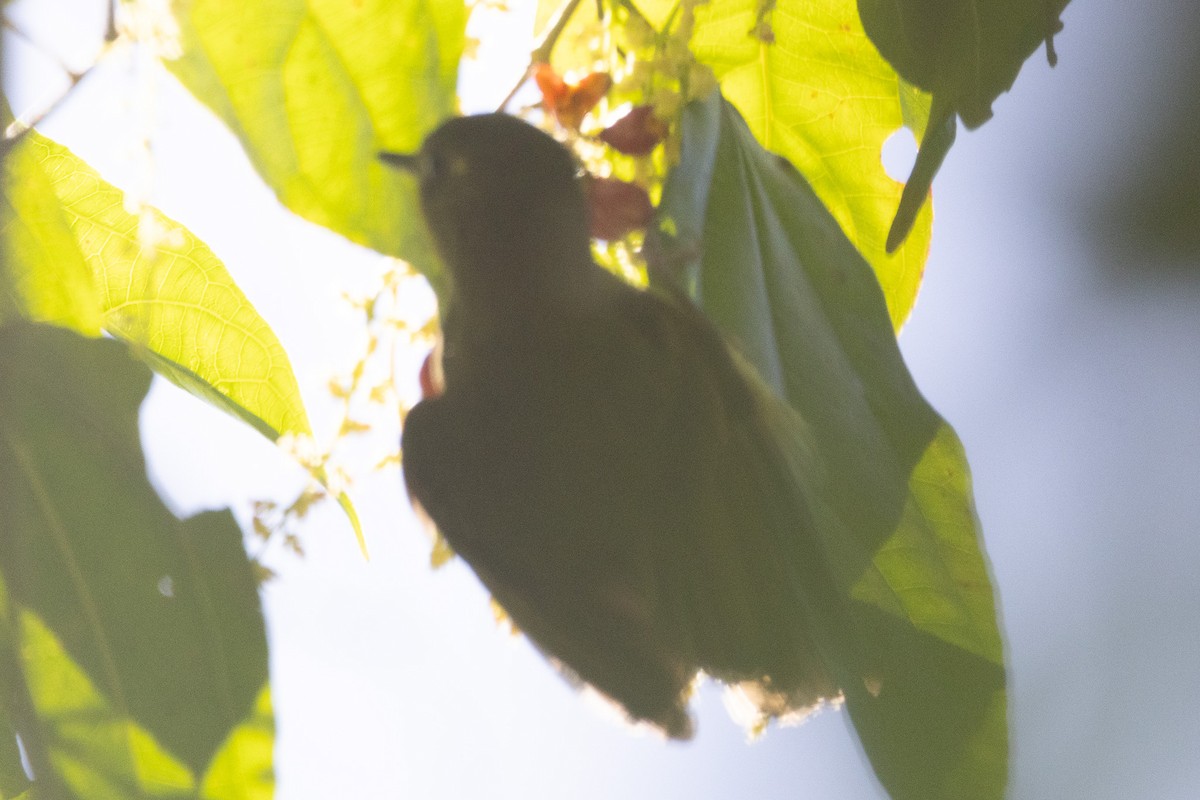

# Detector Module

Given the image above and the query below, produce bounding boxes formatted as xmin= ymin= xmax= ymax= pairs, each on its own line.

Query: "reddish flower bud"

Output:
xmin=598 ymin=106 xmax=669 ymax=156
xmin=418 ymin=347 xmax=444 ymax=399
xmin=534 ymin=64 xmax=612 ymax=130
xmin=585 ymin=176 xmax=654 ymax=241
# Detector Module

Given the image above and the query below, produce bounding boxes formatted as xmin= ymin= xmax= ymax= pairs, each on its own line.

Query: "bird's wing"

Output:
xmin=401 ymin=277 xmax=842 ymax=735
xmin=623 ymin=289 xmax=843 ymax=716
xmin=400 ymin=321 xmax=698 ymax=736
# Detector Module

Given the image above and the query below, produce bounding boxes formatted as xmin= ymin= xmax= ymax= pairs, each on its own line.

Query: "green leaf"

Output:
xmin=165 ymin=0 xmax=468 ymax=285
xmin=0 ymin=580 xmax=46 ymax=800
xmin=689 ymin=0 xmax=932 ymax=328
xmin=857 ymin=0 xmax=1070 ymax=129
xmin=2 ymin=134 xmax=367 ymax=555
xmin=856 ymin=0 xmax=1068 ymax=248
xmin=0 ymin=663 xmax=31 ymax=800
xmin=658 ymin=92 xmax=1005 ymax=800
xmin=886 ymin=98 xmax=955 ymax=254
xmin=0 ymin=135 xmax=102 ymax=336
xmin=0 ymin=322 xmax=274 ymax=798
xmin=200 ymin=685 xmax=274 ymax=800
xmin=25 ymin=134 xmax=309 ymax=441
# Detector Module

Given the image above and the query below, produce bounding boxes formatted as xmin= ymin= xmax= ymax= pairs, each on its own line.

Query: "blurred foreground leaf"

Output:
xmin=0 ymin=641 xmax=32 ymax=798
xmin=0 ymin=322 xmax=273 ymax=799
xmin=165 ymin=0 xmax=468 ymax=286
xmin=657 ymin=91 xmax=1006 ymax=800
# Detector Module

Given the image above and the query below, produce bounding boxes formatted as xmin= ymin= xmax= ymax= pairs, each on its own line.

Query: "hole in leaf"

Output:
xmin=15 ymin=732 xmax=34 ymax=780
xmin=881 ymin=128 xmax=918 ymax=183
xmin=157 ymin=575 xmax=175 ymax=598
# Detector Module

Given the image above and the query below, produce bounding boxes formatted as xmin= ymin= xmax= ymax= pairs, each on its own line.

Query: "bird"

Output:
xmin=381 ymin=113 xmax=841 ymax=739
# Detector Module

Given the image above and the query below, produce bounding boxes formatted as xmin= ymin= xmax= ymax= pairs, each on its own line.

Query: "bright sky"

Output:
xmin=5 ymin=0 xmax=1200 ymax=798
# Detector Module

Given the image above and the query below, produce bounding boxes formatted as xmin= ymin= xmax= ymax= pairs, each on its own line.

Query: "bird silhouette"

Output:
xmin=382 ymin=113 xmax=841 ymax=738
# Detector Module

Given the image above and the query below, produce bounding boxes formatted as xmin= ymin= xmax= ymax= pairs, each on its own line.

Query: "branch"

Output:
xmin=0 ymin=9 xmax=118 ymax=157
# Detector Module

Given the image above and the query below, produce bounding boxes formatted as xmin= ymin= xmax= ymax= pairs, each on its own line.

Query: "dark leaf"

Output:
xmin=886 ymin=100 xmax=957 ymax=253
xmin=656 ymin=91 xmax=1006 ymax=800
xmin=0 ymin=322 xmax=273 ymax=795
xmin=857 ymin=0 xmax=1069 ymax=248
xmin=857 ymin=0 xmax=1070 ymax=129
xmin=0 ymin=698 xmax=31 ymax=799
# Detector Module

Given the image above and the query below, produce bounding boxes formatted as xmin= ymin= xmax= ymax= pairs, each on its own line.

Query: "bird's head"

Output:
xmin=381 ymin=114 xmax=593 ymax=302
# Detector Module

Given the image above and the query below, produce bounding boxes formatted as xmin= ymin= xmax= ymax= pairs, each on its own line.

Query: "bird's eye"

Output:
xmin=421 ymin=152 xmax=470 ymax=187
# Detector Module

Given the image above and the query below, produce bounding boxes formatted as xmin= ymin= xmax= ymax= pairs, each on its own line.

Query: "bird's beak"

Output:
xmin=378 ymin=151 xmax=421 ymax=173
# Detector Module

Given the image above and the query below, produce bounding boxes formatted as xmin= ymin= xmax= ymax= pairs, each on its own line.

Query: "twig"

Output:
xmin=0 ymin=65 xmax=95 ymax=156
xmin=496 ymin=0 xmax=588 ymax=112
xmin=0 ymin=11 xmax=117 ymax=156
xmin=2 ymin=17 xmax=85 ymax=79
xmin=105 ymin=0 xmax=119 ymax=43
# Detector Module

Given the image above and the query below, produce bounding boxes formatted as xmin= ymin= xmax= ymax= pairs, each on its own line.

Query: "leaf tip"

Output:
xmin=337 ymin=491 xmax=369 ymax=560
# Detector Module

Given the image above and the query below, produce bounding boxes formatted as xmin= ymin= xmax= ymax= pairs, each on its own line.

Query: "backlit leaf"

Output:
xmin=165 ymin=0 xmax=468 ymax=285
xmin=0 ymin=131 xmax=101 ymax=335
xmin=28 ymin=134 xmax=308 ymax=441
xmin=688 ymin=0 xmax=933 ymax=328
